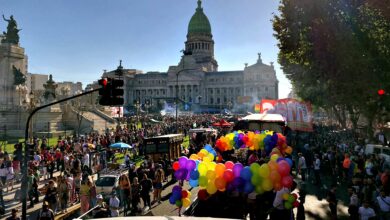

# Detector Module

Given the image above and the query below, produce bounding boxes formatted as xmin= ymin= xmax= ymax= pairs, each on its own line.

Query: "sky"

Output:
xmin=1 ymin=0 xmax=292 ymax=98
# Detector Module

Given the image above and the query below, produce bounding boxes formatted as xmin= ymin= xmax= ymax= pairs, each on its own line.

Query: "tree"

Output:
xmin=273 ymin=0 xmax=390 ymax=135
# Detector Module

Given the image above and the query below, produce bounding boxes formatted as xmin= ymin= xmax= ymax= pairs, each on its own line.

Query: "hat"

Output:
xmin=96 ymin=194 xmax=103 ymax=200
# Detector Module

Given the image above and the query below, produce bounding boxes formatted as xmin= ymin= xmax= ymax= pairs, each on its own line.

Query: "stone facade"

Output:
xmin=104 ymin=0 xmax=278 ymax=112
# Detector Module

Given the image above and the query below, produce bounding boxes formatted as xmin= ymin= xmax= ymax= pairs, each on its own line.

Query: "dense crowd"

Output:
xmin=0 ymin=114 xmax=389 ymax=220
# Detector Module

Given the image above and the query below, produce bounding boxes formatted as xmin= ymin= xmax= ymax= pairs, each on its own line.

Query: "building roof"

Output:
xmin=188 ymin=0 xmax=212 ymax=36
xmin=206 ymin=71 xmax=243 ymax=76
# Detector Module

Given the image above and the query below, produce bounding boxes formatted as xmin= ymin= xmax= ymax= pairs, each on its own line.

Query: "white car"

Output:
xmin=95 ymin=174 xmax=119 ymax=199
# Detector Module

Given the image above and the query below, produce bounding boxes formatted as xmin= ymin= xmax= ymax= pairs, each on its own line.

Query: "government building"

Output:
xmin=103 ymin=0 xmax=278 ymax=113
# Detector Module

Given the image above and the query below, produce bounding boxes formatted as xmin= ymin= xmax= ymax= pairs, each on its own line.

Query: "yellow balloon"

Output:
xmin=270 ymin=154 xmax=279 ymax=162
xmin=282 ymin=193 xmax=289 ymax=200
xmin=208 ymin=162 xmax=216 ymax=171
xmin=262 ymin=179 xmax=273 ymax=191
xmin=206 ymin=182 xmax=218 ymax=195
xmin=198 ymin=162 xmax=208 ymax=176
xmin=259 ymin=163 xmax=270 ymax=178
xmin=206 ymin=170 xmax=216 ymax=180
xmin=182 ymin=198 xmax=191 ymax=208
xmin=203 ymin=156 xmax=211 ymax=163
xmin=187 ymin=191 xmax=192 ymax=198
xmin=207 ymin=153 xmax=215 ymax=161
xmin=200 ymin=149 xmax=208 ymax=155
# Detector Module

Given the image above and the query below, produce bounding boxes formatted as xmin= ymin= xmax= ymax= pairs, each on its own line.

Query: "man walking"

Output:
xmin=298 ymin=153 xmax=307 ymax=182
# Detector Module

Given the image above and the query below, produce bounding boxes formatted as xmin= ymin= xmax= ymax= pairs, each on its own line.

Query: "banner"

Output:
xmin=260 ymin=99 xmax=313 ymax=132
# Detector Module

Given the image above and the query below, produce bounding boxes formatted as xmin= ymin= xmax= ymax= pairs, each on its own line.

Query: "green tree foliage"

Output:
xmin=273 ymin=0 xmax=390 ymax=131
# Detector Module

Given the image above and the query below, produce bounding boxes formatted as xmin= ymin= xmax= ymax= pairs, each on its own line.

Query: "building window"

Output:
xmin=210 ymin=98 xmax=214 ymax=104
xmin=265 ymin=87 xmax=268 ymax=91
xmin=216 ymin=89 xmax=220 ymax=94
xmin=217 ymin=98 xmax=220 ymax=104
xmin=250 ymin=88 xmax=253 ymax=93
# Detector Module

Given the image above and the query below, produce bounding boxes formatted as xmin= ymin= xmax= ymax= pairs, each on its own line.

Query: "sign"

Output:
xmin=110 ymin=107 xmax=123 ymax=118
xmin=260 ymin=98 xmax=313 ymax=132
xmin=237 ymin=96 xmax=253 ymax=104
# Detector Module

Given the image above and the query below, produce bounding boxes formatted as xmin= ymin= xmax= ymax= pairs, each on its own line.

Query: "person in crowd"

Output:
xmin=153 ymin=165 xmax=165 ymax=204
xmin=109 ymin=191 xmax=120 ymax=217
xmin=93 ymin=194 xmax=109 ymax=218
xmin=326 ymin=184 xmax=338 ymax=220
xmin=376 ymin=188 xmax=390 ymax=220
xmin=298 ymin=153 xmax=307 ymax=182
xmin=57 ymin=176 xmax=69 ymax=214
xmin=271 ymin=187 xmax=291 ymax=219
xmin=74 ymin=172 xmax=81 ymax=202
xmin=37 ymin=201 xmax=55 ymax=220
xmin=6 ymin=208 xmax=20 ymax=220
xmin=313 ymin=154 xmax=321 ymax=186
xmin=358 ymin=200 xmax=376 ymax=220
xmin=131 ymin=177 xmax=141 ymax=214
xmin=45 ymin=180 xmax=58 ymax=213
xmin=89 ymin=177 xmax=97 ymax=208
xmin=5 ymin=155 xmax=14 ymax=192
xmin=140 ymin=173 xmax=153 ymax=210
xmin=119 ymin=174 xmax=131 ymax=215
xmin=348 ymin=186 xmax=359 ymax=219
xmin=79 ymin=177 xmax=91 ymax=214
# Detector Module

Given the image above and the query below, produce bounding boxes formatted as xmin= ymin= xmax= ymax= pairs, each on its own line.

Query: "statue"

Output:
xmin=2 ymin=15 xmax=20 ymax=44
xmin=43 ymin=74 xmax=58 ymax=101
xmin=12 ymin=65 xmax=26 ymax=85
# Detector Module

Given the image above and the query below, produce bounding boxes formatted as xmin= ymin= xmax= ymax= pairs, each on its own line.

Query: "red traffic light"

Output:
xmin=98 ymin=78 xmax=108 ymax=87
xmin=378 ymin=89 xmax=385 ymax=96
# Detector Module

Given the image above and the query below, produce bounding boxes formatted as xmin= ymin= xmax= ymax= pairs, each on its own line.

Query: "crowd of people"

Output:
xmin=0 ymin=113 xmax=389 ymax=220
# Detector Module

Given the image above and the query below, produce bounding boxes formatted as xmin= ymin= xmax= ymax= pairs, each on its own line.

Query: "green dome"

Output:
xmin=187 ymin=0 xmax=211 ymax=35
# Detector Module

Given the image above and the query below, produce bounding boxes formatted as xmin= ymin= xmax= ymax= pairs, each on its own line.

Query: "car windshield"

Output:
xmin=95 ymin=177 xmax=116 ymax=187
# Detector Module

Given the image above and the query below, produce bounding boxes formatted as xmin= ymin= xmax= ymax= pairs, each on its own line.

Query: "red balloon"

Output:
xmin=181 ymin=190 xmax=188 ymax=198
xmin=198 ymin=189 xmax=209 ymax=201
xmin=223 ymin=169 xmax=234 ymax=182
xmin=292 ymin=193 xmax=298 ymax=199
xmin=277 ymin=160 xmax=291 ymax=176
xmin=274 ymin=182 xmax=282 ymax=191
xmin=281 ymin=176 xmax=293 ymax=188
xmin=173 ymin=161 xmax=180 ymax=171
xmin=293 ymin=201 xmax=300 ymax=207
xmin=225 ymin=161 xmax=234 ymax=170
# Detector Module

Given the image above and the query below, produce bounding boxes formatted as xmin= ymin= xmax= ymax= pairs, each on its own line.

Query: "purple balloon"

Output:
xmin=233 ymin=163 xmax=244 ymax=177
xmin=226 ymin=182 xmax=235 ymax=191
xmin=186 ymin=159 xmax=197 ymax=171
xmin=179 ymin=156 xmax=189 ymax=168
xmin=172 ymin=185 xmax=182 ymax=194
xmin=277 ymin=157 xmax=284 ymax=163
xmin=179 ymin=168 xmax=188 ymax=180
xmin=232 ymin=177 xmax=245 ymax=188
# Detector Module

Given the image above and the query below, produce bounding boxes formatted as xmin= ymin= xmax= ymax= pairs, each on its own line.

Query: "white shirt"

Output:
xmin=358 ymin=206 xmax=375 ymax=220
xmin=298 ymin=156 xmax=307 ymax=169
xmin=377 ymin=196 xmax=390 ymax=212
xmin=109 ymin=196 xmax=120 ymax=217
xmin=83 ymin=154 xmax=90 ymax=167
xmin=273 ymin=188 xmax=290 ymax=210
xmin=314 ymin=158 xmax=321 ymax=170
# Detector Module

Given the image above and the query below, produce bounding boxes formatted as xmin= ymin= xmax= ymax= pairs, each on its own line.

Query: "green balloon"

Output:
xmin=251 ymin=174 xmax=262 ymax=185
xmin=284 ymin=202 xmax=293 ymax=209
xmin=175 ymin=200 xmax=182 ymax=207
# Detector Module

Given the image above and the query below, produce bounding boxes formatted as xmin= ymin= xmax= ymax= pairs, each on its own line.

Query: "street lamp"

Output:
xmin=24 ymin=91 xmax=37 ymax=141
xmin=145 ymin=99 xmax=151 ymax=115
xmin=134 ymin=99 xmax=140 ymax=125
xmin=175 ymin=50 xmax=194 ymax=133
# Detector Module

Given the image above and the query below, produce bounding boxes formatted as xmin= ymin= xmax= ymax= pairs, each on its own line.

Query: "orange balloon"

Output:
xmin=215 ymin=163 xmax=226 ymax=177
xmin=268 ymin=161 xmax=278 ymax=171
xmin=285 ymin=146 xmax=293 ymax=155
xmin=269 ymin=170 xmax=281 ymax=183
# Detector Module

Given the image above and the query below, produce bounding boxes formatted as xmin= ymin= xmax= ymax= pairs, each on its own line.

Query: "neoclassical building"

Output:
xmin=106 ymin=0 xmax=278 ymax=113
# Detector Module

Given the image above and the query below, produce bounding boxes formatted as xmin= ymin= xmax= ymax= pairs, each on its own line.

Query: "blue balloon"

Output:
xmin=226 ymin=182 xmax=235 ymax=191
xmin=285 ymin=158 xmax=293 ymax=167
xmin=172 ymin=185 xmax=182 ymax=194
xmin=240 ymin=166 xmax=252 ymax=181
xmin=244 ymin=182 xmax=254 ymax=194
xmin=172 ymin=190 xmax=182 ymax=200
xmin=204 ymin=144 xmax=213 ymax=152
xmin=190 ymin=170 xmax=200 ymax=180
xmin=277 ymin=157 xmax=284 ymax=163
xmin=232 ymin=177 xmax=245 ymax=188
xmin=189 ymin=179 xmax=199 ymax=188
xmin=169 ymin=196 xmax=176 ymax=205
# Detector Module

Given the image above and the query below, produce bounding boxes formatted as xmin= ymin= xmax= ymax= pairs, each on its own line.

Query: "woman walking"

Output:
xmin=58 ymin=176 xmax=69 ymax=213
xmin=79 ymin=177 xmax=91 ymax=214
xmin=119 ymin=174 xmax=132 ymax=216
xmin=140 ymin=173 xmax=152 ymax=210
xmin=153 ymin=165 xmax=164 ymax=204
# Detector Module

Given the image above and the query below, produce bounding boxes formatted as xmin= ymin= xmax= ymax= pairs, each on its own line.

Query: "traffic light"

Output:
xmin=111 ymin=79 xmax=124 ymax=105
xmin=98 ymin=78 xmax=111 ymax=106
xmin=98 ymin=77 xmax=124 ymax=106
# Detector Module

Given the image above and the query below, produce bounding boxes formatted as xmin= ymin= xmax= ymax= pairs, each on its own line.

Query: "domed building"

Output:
xmin=118 ymin=0 xmax=278 ymax=113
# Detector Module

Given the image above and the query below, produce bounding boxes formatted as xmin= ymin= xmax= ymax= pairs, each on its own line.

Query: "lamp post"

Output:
xmin=175 ymin=50 xmax=193 ymax=133
xmin=134 ymin=99 xmax=140 ymax=126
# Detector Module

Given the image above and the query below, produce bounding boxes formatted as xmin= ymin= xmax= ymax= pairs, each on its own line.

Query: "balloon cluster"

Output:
xmin=172 ymin=154 xmax=294 ymax=201
xmin=169 ymin=185 xmax=192 ymax=208
xmin=282 ymin=192 xmax=300 ymax=209
xmin=189 ymin=144 xmax=217 ymax=163
xmin=216 ymin=131 xmax=292 ymax=156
